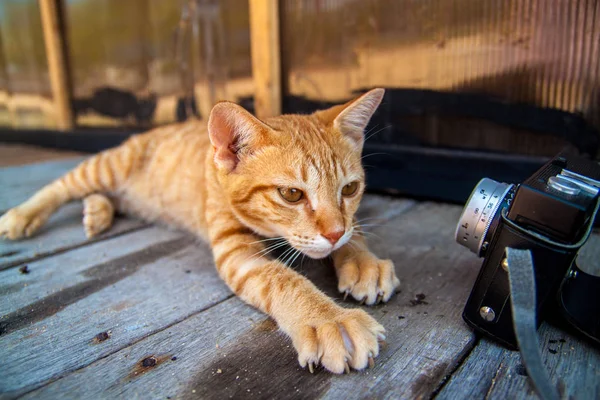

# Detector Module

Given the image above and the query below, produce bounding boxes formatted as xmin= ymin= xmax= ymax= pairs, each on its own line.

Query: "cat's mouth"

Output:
xmin=297 ymin=232 xmax=353 ymax=259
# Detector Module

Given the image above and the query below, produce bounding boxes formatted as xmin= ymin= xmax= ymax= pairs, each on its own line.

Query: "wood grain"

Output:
xmin=0 ymin=158 xmax=145 ymax=269
xmin=0 ymin=203 xmax=146 ymax=270
xmin=0 ymin=227 xmax=179 ymax=317
xmin=19 ymin=297 xmax=265 ymax=400
xmin=437 ymin=235 xmax=600 ymax=399
xmin=0 ymin=227 xmax=233 ymax=397
xmin=14 ymin=200 xmax=485 ymax=399
xmin=4 ymin=157 xmax=596 ymax=399
xmin=0 ymin=144 xmax=83 ymax=168
xmin=0 ymin=157 xmax=85 ymax=209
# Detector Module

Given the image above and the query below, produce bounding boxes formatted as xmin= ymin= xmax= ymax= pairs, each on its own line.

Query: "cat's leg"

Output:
xmin=0 ymin=143 xmax=138 ymax=240
xmin=332 ymin=228 xmax=400 ymax=306
xmin=209 ymin=218 xmax=385 ymax=374
xmin=82 ymin=194 xmax=115 ymax=238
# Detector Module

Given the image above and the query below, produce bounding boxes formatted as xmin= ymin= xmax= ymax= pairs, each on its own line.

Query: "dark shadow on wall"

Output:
xmin=73 ymin=87 xmax=157 ymax=127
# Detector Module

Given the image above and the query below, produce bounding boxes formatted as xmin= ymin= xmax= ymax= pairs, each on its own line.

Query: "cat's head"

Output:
xmin=208 ymin=89 xmax=384 ymax=259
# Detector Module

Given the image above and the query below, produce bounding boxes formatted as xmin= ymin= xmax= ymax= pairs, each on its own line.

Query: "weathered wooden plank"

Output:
xmin=0 ymin=158 xmax=146 ymax=269
xmin=0 ymin=157 xmax=85 ymax=210
xmin=437 ymin=325 xmax=600 ymax=400
xmin=20 ymin=297 xmax=266 ymax=400
xmin=0 ymin=203 xmax=146 ymax=270
xmin=0 ymin=227 xmax=233 ymax=397
xmin=437 ymin=233 xmax=600 ymax=400
xmin=0 ymin=144 xmax=83 ymax=168
xmin=18 ymin=200 xmax=484 ymax=399
xmin=0 ymin=227 xmax=179 ymax=316
xmin=249 ymin=0 xmax=282 ymax=118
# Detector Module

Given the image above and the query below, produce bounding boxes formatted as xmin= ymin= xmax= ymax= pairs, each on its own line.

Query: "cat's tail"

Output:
xmin=0 ymin=137 xmax=143 ymax=240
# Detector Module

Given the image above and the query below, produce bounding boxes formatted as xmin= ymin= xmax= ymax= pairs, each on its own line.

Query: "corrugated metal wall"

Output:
xmin=280 ymin=0 xmax=600 ymax=155
xmin=0 ymin=0 xmax=599 ymax=156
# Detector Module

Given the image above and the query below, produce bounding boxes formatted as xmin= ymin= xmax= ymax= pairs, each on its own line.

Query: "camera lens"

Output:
xmin=455 ymin=178 xmax=513 ymax=256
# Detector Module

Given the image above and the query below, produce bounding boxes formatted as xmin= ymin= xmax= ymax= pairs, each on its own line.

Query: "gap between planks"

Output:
xmin=13 ymin=200 xmax=480 ymax=399
xmin=14 ymin=294 xmax=236 ymax=399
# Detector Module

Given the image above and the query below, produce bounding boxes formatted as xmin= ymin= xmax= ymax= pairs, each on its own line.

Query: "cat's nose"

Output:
xmin=323 ymin=230 xmax=345 ymax=245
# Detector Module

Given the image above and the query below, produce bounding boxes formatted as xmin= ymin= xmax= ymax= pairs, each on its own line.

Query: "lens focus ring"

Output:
xmin=455 ymin=178 xmax=513 ymax=255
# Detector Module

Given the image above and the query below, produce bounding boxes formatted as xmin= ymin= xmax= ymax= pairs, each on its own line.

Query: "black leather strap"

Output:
xmin=505 ymin=247 xmax=559 ymax=400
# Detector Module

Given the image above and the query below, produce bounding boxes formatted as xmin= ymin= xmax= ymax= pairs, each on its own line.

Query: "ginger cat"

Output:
xmin=0 ymin=88 xmax=400 ymax=374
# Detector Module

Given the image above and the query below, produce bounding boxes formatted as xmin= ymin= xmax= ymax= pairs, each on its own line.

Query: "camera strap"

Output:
xmin=505 ymin=247 xmax=560 ymax=400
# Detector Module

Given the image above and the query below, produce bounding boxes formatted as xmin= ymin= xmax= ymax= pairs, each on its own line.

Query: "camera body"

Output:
xmin=456 ymin=153 xmax=600 ymax=349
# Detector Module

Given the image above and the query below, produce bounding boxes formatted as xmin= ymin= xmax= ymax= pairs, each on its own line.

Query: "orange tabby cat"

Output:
xmin=0 ymin=88 xmax=400 ymax=374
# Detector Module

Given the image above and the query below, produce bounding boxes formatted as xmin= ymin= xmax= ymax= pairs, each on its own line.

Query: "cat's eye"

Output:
xmin=342 ymin=181 xmax=359 ymax=197
xmin=278 ymin=187 xmax=304 ymax=203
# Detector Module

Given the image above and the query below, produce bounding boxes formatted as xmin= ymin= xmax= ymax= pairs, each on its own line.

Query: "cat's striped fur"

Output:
xmin=0 ymin=88 xmax=400 ymax=374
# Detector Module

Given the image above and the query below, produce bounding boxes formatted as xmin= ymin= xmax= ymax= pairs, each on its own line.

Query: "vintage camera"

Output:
xmin=455 ymin=152 xmax=600 ymax=349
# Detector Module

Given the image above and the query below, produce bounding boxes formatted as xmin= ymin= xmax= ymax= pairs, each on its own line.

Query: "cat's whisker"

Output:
xmin=252 ymin=240 xmax=287 ymax=257
xmin=243 ymin=240 xmax=289 ymax=264
xmin=299 ymin=253 xmax=307 ymax=272
xmin=288 ymin=248 xmax=303 ymax=267
xmin=354 ymin=217 xmax=386 ymax=224
xmin=347 ymin=239 xmax=360 ymax=252
xmin=363 ymin=123 xmax=380 ymax=137
xmin=281 ymin=248 xmax=296 ymax=265
xmin=245 ymin=236 xmax=285 ymax=245
xmin=360 ymin=152 xmax=388 ymax=161
xmin=277 ymin=246 xmax=296 ymax=265
xmin=358 ymin=231 xmax=383 ymax=240
xmin=364 ymin=124 xmax=392 ymax=142
xmin=356 ymin=223 xmax=389 ymax=228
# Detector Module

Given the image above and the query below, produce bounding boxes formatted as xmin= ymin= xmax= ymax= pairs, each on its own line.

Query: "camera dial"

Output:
xmin=455 ymin=178 xmax=513 ymax=256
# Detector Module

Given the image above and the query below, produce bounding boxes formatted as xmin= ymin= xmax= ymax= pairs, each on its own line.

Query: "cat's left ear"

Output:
xmin=208 ymin=101 xmax=271 ymax=173
xmin=317 ymin=88 xmax=385 ymax=147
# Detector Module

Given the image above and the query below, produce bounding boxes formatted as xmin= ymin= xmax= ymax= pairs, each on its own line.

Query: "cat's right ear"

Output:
xmin=208 ymin=102 xmax=270 ymax=173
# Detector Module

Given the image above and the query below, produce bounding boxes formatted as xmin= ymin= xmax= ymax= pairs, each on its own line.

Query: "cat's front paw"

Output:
xmin=292 ymin=308 xmax=385 ymax=374
xmin=335 ymin=252 xmax=400 ymax=305
xmin=0 ymin=208 xmax=45 ymax=240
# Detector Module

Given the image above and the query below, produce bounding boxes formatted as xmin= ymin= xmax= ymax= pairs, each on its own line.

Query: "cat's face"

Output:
xmin=209 ymin=89 xmax=384 ymax=259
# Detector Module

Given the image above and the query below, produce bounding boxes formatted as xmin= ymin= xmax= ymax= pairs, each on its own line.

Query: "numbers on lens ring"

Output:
xmin=474 ymin=208 xmax=479 ymax=214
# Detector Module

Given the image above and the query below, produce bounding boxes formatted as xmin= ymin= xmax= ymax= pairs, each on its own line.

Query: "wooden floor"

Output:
xmin=1 ymin=157 xmax=599 ymax=400
xmin=0 ymin=144 xmax=84 ymax=167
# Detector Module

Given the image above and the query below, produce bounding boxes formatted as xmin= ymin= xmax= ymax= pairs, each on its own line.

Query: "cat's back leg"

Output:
xmin=0 ymin=135 xmax=145 ymax=240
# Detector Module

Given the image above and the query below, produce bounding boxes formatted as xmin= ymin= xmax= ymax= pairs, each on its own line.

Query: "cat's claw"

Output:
xmin=335 ymin=253 xmax=400 ymax=306
xmin=343 ymin=290 xmax=349 ymax=301
xmin=308 ymin=362 xmax=315 ymax=374
xmin=368 ymin=355 xmax=375 ymax=369
xmin=293 ymin=308 xmax=384 ymax=374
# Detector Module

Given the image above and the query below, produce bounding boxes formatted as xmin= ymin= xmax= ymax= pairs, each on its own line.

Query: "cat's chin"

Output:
xmin=302 ymin=249 xmax=332 ymax=259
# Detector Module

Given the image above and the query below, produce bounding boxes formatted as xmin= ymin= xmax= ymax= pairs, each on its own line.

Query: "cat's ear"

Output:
xmin=208 ymin=102 xmax=270 ymax=172
xmin=317 ymin=88 xmax=385 ymax=147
